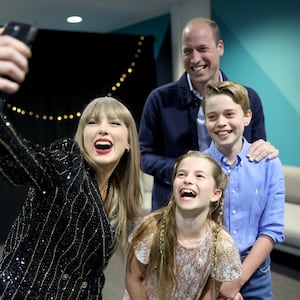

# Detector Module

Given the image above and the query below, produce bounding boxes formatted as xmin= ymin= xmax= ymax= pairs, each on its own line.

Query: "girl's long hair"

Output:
xmin=128 ymin=151 xmax=228 ymax=299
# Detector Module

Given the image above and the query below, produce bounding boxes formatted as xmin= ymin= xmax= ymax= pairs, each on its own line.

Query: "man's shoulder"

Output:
xmin=149 ymin=73 xmax=188 ymax=96
xmin=221 ymin=70 xmax=261 ymax=102
xmin=244 ymin=85 xmax=260 ymax=99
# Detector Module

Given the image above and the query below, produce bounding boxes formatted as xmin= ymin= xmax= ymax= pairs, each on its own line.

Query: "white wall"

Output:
xmin=170 ymin=0 xmax=211 ymax=80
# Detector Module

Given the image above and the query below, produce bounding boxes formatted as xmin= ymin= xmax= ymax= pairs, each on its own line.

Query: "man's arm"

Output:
xmin=139 ymin=91 xmax=175 ymax=185
xmin=245 ymin=87 xmax=279 ymax=161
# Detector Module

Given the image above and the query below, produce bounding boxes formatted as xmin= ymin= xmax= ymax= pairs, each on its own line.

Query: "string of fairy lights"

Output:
xmin=5 ymin=35 xmax=146 ymax=122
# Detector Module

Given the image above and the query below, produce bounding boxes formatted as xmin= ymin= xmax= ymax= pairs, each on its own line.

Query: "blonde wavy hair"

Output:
xmin=74 ymin=96 xmax=143 ymax=252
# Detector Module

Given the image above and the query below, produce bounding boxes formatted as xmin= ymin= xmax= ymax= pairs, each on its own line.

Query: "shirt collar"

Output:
xmin=186 ymin=71 xmax=224 ymax=99
xmin=207 ymin=138 xmax=250 ymax=167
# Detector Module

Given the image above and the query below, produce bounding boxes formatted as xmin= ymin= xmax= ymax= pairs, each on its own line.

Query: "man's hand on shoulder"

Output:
xmin=247 ymin=139 xmax=279 ymax=162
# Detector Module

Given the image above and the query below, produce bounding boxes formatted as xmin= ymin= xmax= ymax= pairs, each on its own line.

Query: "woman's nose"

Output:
xmin=98 ymin=129 xmax=107 ymax=135
xmin=98 ymin=123 xmax=108 ymax=134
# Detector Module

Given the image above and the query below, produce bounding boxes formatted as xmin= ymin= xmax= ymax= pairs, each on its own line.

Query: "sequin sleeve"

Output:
xmin=0 ymin=113 xmax=79 ymax=190
xmin=214 ymin=228 xmax=242 ymax=282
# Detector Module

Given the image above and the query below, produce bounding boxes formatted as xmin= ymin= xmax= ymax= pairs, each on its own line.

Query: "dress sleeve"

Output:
xmin=134 ymin=236 xmax=153 ymax=265
xmin=128 ymin=219 xmax=154 ymax=265
xmin=214 ymin=228 xmax=242 ymax=282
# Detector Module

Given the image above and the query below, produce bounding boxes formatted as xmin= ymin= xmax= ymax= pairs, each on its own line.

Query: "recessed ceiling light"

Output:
xmin=67 ymin=16 xmax=83 ymax=24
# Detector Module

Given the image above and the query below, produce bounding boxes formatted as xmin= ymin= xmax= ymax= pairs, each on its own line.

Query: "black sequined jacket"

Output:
xmin=0 ymin=114 xmax=116 ymax=299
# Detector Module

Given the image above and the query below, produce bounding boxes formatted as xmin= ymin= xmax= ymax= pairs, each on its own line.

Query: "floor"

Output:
xmin=0 ymin=246 xmax=299 ymax=299
xmin=269 ymin=250 xmax=300 ymax=299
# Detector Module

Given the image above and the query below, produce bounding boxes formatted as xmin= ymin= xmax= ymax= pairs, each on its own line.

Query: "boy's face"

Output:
xmin=204 ymin=94 xmax=252 ymax=152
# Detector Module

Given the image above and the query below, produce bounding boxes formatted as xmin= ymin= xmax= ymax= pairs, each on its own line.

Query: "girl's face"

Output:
xmin=173 ymin=156 xmax=221 ymax=214
xmin=83 ymin=111 xmax=130 ymax=172
xmin=205 ymin=94 xmax=251 ymax=151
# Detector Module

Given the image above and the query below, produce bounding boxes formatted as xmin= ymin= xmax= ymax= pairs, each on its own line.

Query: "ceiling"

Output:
xmin=1 ymin=0 xmax=181 ymax=33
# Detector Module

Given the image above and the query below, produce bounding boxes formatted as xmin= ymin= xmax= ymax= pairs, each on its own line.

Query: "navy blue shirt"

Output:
xmin=139 ymin=71 xmax=266 ymax=210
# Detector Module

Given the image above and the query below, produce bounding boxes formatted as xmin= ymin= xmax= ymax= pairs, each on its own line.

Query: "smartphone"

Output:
xmin=2 ymin=21 xmax=38 ymax=47
xmin=0 ymin=22 xmax=38 ymax=110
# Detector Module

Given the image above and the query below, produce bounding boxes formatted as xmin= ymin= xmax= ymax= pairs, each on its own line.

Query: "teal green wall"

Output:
xmin=113 ymin=14 xmax=170 ymax=60
xmin=114 ymin=2 xmax=299 ymax=166
xmin=212 ymin=0 xmax=300 ymax=166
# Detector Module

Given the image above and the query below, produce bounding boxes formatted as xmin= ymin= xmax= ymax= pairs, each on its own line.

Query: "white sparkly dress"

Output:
xmin=124 ymin=226 xmax=241 ymax=300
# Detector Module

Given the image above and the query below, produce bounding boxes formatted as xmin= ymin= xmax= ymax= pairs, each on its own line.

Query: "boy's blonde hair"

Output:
xmin=203 ymin=80 xmax=251 ymax=115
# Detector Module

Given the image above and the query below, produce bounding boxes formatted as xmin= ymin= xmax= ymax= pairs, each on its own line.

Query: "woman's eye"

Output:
xmin=110 ymin=119 xmax=124 ymax=126
xmin=111 ymin=121 xmax=121 ymax=126
xmin=87 ymin=120 xmax=97 ymax=125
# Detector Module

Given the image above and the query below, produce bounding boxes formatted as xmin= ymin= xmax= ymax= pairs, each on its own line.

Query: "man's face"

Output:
xmin=181 ymin=22 xmax=224 ymax=91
